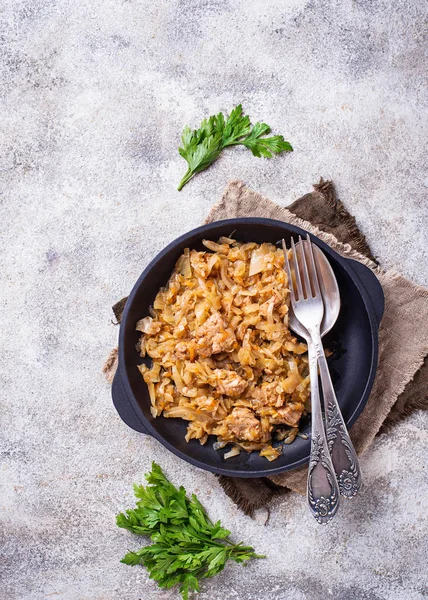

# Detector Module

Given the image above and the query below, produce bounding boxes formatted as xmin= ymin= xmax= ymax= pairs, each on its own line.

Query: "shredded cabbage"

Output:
xmin=136 ymin=238 xmax=310 ymax=461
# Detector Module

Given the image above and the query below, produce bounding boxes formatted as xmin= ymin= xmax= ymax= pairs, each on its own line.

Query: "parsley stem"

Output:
xmin=177 ymin=169 xmax=194 ymax=191
xmin=221 ymin=140 xmax=243 ymax=147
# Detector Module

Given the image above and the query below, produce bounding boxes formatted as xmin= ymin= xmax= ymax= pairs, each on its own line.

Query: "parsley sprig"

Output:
xmin=117 ymin=462 xmax=264 ymax=599
xmin=177 ymin=104 xmax=293 ymax=190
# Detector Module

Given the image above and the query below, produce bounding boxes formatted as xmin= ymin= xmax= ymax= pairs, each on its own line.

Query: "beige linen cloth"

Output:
xmin=104 ymin=180 xmax=428 ymax=514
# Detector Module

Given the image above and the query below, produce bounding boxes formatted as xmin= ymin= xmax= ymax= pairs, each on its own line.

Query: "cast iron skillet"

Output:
xmin=112 ymin=218 xmax=384 ymax=477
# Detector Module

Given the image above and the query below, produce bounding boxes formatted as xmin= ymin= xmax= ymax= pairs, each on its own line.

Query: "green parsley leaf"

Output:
xmin=117 ymin=462 xmax=264 ymax=599
xmin=177 ymin=104 xmax=293 ymax=190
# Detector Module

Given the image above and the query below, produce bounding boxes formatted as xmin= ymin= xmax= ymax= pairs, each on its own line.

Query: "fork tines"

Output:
xmin=282 ymin=234 xmax=321 ymax=302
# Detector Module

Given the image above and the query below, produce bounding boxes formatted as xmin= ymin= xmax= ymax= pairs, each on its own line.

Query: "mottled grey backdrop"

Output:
xmin=1 ymin=0 xmax=427 ymax=599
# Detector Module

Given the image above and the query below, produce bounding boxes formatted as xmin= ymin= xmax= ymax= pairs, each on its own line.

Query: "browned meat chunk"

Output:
xmin=175 ymin=341 xmax=190 ymax=360
xmin=273 ymin=402 xmax=305 ymax=427
xmin=223 ymin=407 xmax=262 ymax=441
xmin=251 ymin=381 xmax=285 ymax=408
xmin=195 ymin=313 xmax=236 ymax=358
xmin=175 ymin=341 xmax=196 ymax=361
xmin=211 ymin=369 xmax=247 ymax=397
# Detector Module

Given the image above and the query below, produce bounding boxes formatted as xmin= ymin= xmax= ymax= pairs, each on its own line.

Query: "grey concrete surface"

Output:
xmin=1 ymin=0 xmax=427 ymax=599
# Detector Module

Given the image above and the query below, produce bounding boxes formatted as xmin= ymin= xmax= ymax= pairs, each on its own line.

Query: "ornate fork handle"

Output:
xmin=311 ymin=329 xmax=362 ymax=499
xmin=307 ymin=340 xmax=340 ymax=524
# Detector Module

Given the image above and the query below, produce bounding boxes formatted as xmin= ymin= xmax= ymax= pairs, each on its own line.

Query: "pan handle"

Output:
xmin=347 ymin=259 xmax=385 ymax=326
xmin=112 ymin=368 xmax=150 ymax=435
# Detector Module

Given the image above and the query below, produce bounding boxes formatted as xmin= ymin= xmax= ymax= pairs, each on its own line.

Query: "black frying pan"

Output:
xmin=112 ymin=218 xmax=384 ymax=477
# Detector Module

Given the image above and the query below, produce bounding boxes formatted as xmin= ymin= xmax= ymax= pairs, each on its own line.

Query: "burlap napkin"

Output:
xmin=104 ymin=180 xmax=428 ymax=516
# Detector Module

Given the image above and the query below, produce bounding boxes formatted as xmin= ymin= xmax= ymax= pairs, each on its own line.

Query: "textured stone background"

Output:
xmin=1 ymin=0 xmax=427 ymax=599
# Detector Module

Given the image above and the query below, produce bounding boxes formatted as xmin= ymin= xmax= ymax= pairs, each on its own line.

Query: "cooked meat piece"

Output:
xmin=250 ymin=381 xmax=285 ymax=408
xmin=223 ymin=407 xmax=262 ymax=441
xmin=211 ymin=369 xmax=247 ymax=397
xmin=174 ymin=341 xmax=197 ymax=361
xmin=195 ymin=312 xmax=236 ymax=358
xmin=272 ymin=402 xmax=305 ymax=427
xmin=175 ymin=341 xmax=190 ymax=360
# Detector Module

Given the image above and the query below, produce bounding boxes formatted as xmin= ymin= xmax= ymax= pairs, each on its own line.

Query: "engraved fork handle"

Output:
xmin=310 ymin=327 xmax=362 ymax=499
xmin=307 ymin=339 xmax=340 ymax=524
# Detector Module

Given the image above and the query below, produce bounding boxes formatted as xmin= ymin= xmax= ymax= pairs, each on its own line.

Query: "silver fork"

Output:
xmin=282 ymin=235 xmax=340 ymax=524
xmin=286 ymin=237 xmax=362 ymax=501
